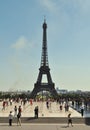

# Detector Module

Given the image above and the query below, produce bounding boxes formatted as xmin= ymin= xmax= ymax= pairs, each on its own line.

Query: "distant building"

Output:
xmin=76 ymin=90 xmax=82 ymax=94
xmin=56 ymin=87 xmax=68 ymax=94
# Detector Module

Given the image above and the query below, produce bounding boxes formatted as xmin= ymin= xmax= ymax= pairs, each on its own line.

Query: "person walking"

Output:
xmin=67 ymin=113 xmax=73 ymax=127
xmin=9 ymin=111 xmax=13 ymax=126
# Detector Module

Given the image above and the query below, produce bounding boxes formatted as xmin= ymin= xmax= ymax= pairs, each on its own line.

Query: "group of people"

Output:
xmin=8 ymin=104 xmax=39 ymax=126
xmin=9 ymin=108 xmax=73 ymax=127
xmin=2 ymin=98 xmax=85 ymax=127
xmin=8 ymin=105 xmax=22 ymax=126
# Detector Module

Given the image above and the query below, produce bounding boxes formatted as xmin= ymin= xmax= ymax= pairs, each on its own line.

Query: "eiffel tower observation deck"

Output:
xmin=30 ymin=19 xmax=58 ymax=99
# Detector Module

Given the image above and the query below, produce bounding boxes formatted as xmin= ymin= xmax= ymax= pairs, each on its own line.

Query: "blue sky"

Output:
xmin=0 ymin=0 xmax=90 ymax=91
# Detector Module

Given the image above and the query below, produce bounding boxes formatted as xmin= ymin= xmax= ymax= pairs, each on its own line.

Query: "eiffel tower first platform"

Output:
xmin=30 ymin=19 xmax=58 ymax=99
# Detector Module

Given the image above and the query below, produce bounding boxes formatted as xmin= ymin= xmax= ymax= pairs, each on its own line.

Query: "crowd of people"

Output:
xmin=0 ymin=97 xmax=90 ymax=126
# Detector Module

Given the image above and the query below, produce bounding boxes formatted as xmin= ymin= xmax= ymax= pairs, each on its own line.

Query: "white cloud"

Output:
xmin=77 ymin=0 xmax=90 ymax=14
xmin=61 ymin=0 xmax=90 ymax=15
xmin=39 ymin=0 xmax=90 ymax=16
xmin=11 ymin=36 xmax=28 ymax=49
xmin=11 ymin=36 xmax=38 ymax=51
xmin=39 ymin=0 xmax=57 ymax=12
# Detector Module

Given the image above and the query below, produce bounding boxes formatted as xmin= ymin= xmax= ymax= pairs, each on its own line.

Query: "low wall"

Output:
xmin=0 ymin=117 xmax=90 ymax=125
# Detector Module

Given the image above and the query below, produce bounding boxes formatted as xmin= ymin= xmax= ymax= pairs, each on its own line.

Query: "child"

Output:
xmin=9 ymin=111 xmax=13 ymax=126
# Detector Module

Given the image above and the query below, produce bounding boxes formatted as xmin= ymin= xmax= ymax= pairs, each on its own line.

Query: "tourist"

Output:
xmin=67 ymin=113 xmax=73 ymax=127
xmin=10 ymin=99 xmax=12 ymax=106
xmin=34 ymin=106 xmax=39 ymax=118
xmin=60 ymin=104 xmax=62 ymax=111
xmin=9 ymin=111 xmax=13 ymax=126
xmin=17 ymin=112 xmax=21 ymax=126
xmin=46 ymin=101 xmax=49 ymax=109
xmin=14 ymin=105 xmax=17 ymax=117
xmin=30 ymin=99 xmax=33 ymax=105
xmin=81 ymin=106 xmax=84 ymax=117
xmin=18 ymin=106 xmax=22 ymax=115
xmin=2 ymin=101 xmax=6 ymax=110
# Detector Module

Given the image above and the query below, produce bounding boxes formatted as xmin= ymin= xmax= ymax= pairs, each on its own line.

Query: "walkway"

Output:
xmin=0 ymin=124 xmax=90 ymax=130
xmin=0 ymin=101 xmax=81 ymax=117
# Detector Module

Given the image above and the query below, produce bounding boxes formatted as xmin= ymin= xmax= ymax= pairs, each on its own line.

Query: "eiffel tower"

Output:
xmin=30 ymin=19 xmax=58 ymax=99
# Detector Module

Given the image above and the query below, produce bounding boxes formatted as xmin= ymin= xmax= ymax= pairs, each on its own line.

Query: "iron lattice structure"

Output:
xmin=30 ymin=20 xmax=58 ymax=99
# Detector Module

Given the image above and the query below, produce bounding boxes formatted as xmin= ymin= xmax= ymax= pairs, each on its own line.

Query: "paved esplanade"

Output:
xmin=0 ymin=101 xmax=81 ymax=117
xmin=0 ymin=124 xmax=90 ymax=130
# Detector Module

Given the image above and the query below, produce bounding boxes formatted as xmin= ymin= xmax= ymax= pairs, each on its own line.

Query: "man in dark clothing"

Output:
xmin=34 ymin=106 xmax=39 ymax=118
xmin=67 ymin=113 xmax=73 ymax=127
xmin=81 ymin=107 xmax=84 ymax=117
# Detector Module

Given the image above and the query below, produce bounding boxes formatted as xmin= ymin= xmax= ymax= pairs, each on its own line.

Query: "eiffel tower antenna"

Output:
xmin=30 ymin=19 xmax=58 ymax=99
xmin=44 ymin=15 xmax=46 ymax=22
xmin=41 ymin=17 xmax=48 ymax=67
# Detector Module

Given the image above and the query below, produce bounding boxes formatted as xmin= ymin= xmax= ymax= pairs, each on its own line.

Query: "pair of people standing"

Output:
xmin=8 ymin=105 xmax=22 ymax=126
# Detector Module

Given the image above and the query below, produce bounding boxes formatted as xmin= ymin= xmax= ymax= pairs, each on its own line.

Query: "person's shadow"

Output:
xmin=60 ymin=125 xmax=73 ymax=128
xmin=85 ymin=117 xmax=90 ymax=125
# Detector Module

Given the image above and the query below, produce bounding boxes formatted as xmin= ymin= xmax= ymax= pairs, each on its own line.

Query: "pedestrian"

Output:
xmin=18 ymin=106 xmax=22 ymax=114
xmin=46 ymin=101 xmax=49 ymax=109
xmin=17 ymin=112 xmax=21 ymax=126
xmin=67 ymin=113 xmax=73 ymax=127
xmin=14 ymin=105 xmax=17 ymax=117
xmin=60 ymin=104 xmax=62 ymax=111
xmin=81 ymin=107 xmax=84 ymax=117
xmin=2 ymin=101 xmax=5 ymax=110
xmin=34 ymin=106 xmax=39 ymax=118
xmin=30 ymin=99 xmax=33 ymax=105
xmin=9 ymin=111 xmax=13 ymax=126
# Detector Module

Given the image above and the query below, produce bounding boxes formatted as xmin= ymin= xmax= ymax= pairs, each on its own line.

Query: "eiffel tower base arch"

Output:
xmin=30 ymin=83 xmax=59 ymax=99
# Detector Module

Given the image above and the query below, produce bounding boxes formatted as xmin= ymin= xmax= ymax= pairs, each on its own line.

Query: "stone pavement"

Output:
xmin=0 ymin=124 xmax=90 ymax=130
xmin=0 ymin=101 xmax=81 ymax=117
xmin=1 ymin=100 xmax=90 ymax=125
